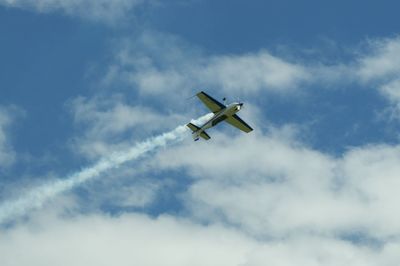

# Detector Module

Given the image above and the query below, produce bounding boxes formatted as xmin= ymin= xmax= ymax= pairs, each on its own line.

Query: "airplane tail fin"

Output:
xmin=186 ymin=123 xmax=211 ymax=141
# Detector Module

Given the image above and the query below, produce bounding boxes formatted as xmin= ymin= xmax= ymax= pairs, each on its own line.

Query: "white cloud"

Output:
xmin=78 ymin=168 xmax=162 ymax=210
xmin=380 ymin=79 xmax=400 ymax=102
xmin=2 ymin=124 xmax=400 ymax=265
xmin=68 ymin=95 xmax=186 ymax=159
xmin=1 ymin=211 xmax=400 ymax=266
xmin=356 ymin=37 xmax=400 ymax=82
xmin=0 ymin=213 xmax=256 ymax=266
xmin=0 ymin=0 xmax=151 ymax=23
xmin=202 ymin=52 xmax=310 ymax=93
xmin=112 ymin=182 xmax=158 ymax=207
xmin=105 ymin=33 xmax=311 ymax=98
xmin=379 ymin=79 xmax=400 ymax=119
xmin=104 ymin=33 xmax=400 ymax=121
xmin=70 ymin=95 xmax=176 ymax=136
xmin=153 ymin=128 xmax=400 ymax=240
xmin=344 ymin=37 xmax=400 ymax=118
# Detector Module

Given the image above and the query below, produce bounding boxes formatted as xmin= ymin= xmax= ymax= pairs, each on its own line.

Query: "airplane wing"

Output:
xmin=196 ymin=91 xmax=226 ymax=113
xmin=225 ymin=114 xmax=253 ymax=133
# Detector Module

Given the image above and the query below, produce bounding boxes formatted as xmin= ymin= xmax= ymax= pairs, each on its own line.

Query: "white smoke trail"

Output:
xmin=0 ymin=114 xmax=213 ymax=224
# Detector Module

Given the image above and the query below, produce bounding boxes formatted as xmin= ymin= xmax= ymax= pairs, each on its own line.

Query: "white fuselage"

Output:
xmin=196 ymin=102 xmax=242 ymax=135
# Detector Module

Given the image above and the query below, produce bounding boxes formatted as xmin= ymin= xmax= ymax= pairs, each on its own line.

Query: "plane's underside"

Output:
xmin=187 ymin=91 xmax=253 ymax=141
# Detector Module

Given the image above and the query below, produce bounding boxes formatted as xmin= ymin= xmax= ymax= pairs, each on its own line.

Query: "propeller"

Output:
xmin=222 ymin=97 xmax=243 ymax=107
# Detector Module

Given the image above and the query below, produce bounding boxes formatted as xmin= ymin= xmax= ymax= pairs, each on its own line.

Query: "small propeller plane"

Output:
xmin=187 ymin=91 xmax=253 ymax=141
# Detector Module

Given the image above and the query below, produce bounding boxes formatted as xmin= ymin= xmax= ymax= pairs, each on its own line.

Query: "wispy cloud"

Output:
xmin=68 ymin=95 xmax=187 ymax=159
xmin=0 ymin=105 xmax=23 ymax=169
xmin=353 ymin=37 xmax=400 ymax=118
xmin=356 ymin=37 xmax=400 ymax=82
xmin=103 ymin=33 xmax=400 ymax=121
xmin=103 ymin=33 xmax=311 ymax=98
xmin=0 ymin=0 xmax=153 ymax=23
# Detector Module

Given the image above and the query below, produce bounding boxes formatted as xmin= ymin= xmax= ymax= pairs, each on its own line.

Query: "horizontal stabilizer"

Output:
xmin=187 ymin=123 xmax=200 ymax=132
xmin=200 ymin=131 xmax=211 ymax=140
xmin=187 ymin=123 xmax=211 ymax=141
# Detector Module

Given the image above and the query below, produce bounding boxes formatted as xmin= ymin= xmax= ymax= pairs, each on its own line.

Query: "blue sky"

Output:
xmin=2 ymin=1 xmax=400 ymax=265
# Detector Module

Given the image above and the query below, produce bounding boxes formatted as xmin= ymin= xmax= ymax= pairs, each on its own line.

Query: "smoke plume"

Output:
xmin=0 ymin=114 xmax=213 ymax=224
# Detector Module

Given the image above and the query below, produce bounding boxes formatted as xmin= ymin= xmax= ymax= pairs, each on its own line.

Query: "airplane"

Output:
xmin=187 ymin=91 xmax=253 ymax=141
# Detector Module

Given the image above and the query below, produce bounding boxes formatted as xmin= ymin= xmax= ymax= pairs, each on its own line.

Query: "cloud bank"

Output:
xmin=157 ymin=133 xmax=400 ymax=239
